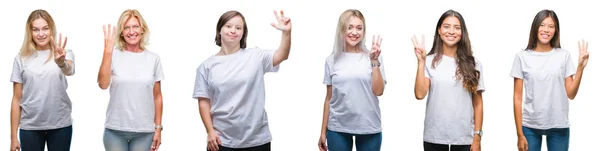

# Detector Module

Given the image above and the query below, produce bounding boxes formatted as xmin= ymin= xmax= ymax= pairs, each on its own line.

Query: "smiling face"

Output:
xmin=219 ymin=15 xmax=244 ymax=46
xmin=345 ymin=16 xmax=364 ymax=47
xmin=438 ymin=16 xmax=462 ymax=47
xmin=122 ymin=16 xmax=142 ymax=46
xmin=537 ymin=17 xmax=556 ymax=45
xmin=31 ymin=18 xmax=51 ymax=49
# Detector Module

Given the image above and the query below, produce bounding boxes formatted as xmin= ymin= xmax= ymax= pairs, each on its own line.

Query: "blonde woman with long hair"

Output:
xmin=318 ymin=9 xmax=386 ymax=151
xmin=10 ymin=9 xmax=74 ymax=151
xmin=97 ymin=9 xmax=164 ymax=151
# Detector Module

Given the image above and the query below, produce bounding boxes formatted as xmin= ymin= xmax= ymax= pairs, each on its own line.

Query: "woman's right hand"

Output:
xmin=517 ymin=135 xmax=528 ymax=151
xmin=207 ymin=130 xmax=221 ymax=151
xmin=10 ymin=139 xmax=20 ymax=151
xmin=411 ymin=35 xmax=427 ymax=62
xmin=103 ymin=24 xmax=116 ymax=53
xmin=318 ymin=134 xmax=327 ymax=151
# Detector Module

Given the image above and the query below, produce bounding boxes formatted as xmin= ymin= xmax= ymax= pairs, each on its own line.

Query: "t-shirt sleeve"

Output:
xmin=193 ymin=65 xmax=210 ymax=99
xmin=564 ymin=51 xmax=576 ymax=78
xmin=424 ymin=57 xmax=431 ymax=79
xmin=65 ymin=49 xmax=75 ymax=75
xmin=476 ymin=59 xmax=485 ymax=92
xmin=10 ymin=56 xmax=23 ymax=83
xmin=154 ymin=56 xmax=165 ymax=82
xmin=377 ymin=55 xmax=387 ymax=84
xmin=257 ymin=48 xmax=280 ymax=73
xmin=323 ymin=60 xmax=332 ymax=85
xmin=510 ymin=53 xmax=523 ymax=79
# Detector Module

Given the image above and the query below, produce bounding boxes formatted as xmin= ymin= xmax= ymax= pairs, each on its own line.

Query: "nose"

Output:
xmin=350 ymin=29 xmax=357 ymax=35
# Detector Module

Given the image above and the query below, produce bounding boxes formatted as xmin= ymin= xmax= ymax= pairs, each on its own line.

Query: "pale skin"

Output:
xmin=11 ymin=18 xmax=72 ymax=151
xmin=412 ymin=16 xmax=483 ymax=151
xmin=514 ymin=17 xmax=589 ymax=151
xmin=318 ymin=16 xmax=385 ymax=151
xmin=97 ymin=16 xmax=163 ymax=151
xmin=199 ymin=10 xmax=292 ymax=151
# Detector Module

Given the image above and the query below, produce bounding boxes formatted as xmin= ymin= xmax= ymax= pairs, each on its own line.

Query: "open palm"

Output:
xmin=271 ymin=10 xmax=291 ymax=32
xmin=411 ymin=34 xmax=427 ymax=61
xmin=578 ymin=40 xmax=589 ymax=68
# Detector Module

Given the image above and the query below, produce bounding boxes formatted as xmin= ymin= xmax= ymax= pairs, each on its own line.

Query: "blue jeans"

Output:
xmin=522 ymin=126 xmax=569 ymax=151
xmin=103 ymin=128 xmax=154 ymax=151
xmin=19 ymin=125 xmax=73 ymax=151
xmin=326 ymin=129 xmax=382 ymax=151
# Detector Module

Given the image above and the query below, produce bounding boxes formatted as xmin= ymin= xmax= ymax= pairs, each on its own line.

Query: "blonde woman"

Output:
xmin=10 ymin=9 xmax=74 ymax=151
xmin=318 ymin=9 xmax=386 ymax=151
xmin=98 ymin=9 xmax=164 ymax=151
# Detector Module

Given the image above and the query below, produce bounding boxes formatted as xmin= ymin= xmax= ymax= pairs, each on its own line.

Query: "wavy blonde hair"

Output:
xmin=115 ymin=9 xmax=150 ymax=51
xmin=19 ymin=9 xmax=56 ymax=63
xmin=331 ymin=9 xmax=368 ymax=63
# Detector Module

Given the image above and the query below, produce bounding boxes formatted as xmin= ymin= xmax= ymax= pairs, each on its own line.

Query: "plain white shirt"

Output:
xmin=510 ymin=48 xmax=576 ymax=129
xmin=193 ymin=47 xmax=279 ymax=148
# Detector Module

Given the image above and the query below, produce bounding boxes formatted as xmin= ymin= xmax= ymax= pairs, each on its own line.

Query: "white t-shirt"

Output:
xmin=10 ymin=49 xmax=75 ymax=130
xmin=423 ymin=54 xmax=485 ymax=145
xmin=192 ymin=47 xmax=279 ymax=148
xmin=105 ymin=48 xmax=164 ymax=132
xmin=323 ymin=52 xmax=387 ymax=134
xmin=510 ymin=48 xmax=575 ymax=129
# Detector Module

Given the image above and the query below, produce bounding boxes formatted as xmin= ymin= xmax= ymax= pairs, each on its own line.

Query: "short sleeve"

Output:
xmin=154 ymin=56 xmax=165 ymax=82
xmin=65 ymin=49 xmax=75 ymax=74
xmin=192 ymin=65 xmax=210 ymax=99
xmin=10 ymin=56 xmax=23 ymax=83
xmin=377 ymin=55 xmax=387 ymax=84
xmin=564 ymin=51 xmax=576 ymax=78
xmin=424 ymin=57 xmax=431 ymax=78
xmin=323 ymin=60 xmax=332 ymax=85
xmin=476 ymin=59 xmax=485 ymax=92
xmin=510 ymin=53 xmax=523 ymax=79
xmin=257 ymin=48 xmax=280 ymax=73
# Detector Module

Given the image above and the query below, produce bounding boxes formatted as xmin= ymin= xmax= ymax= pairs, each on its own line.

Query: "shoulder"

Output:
xmin=553 ymin=48 xmax=572 ymax=56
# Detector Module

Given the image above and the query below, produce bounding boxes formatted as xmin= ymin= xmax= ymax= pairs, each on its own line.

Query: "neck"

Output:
xmin=36 ymin=44 xmax=50 ymax=50
xmin=345 ymin=43 xmax=361 ymax=53
xmin=219 ymin=43 xmax=241 ymax=55
xmin=125 ymin=44 xmax=142 ymax=52
xmin=534 ymin=42 xmax=552 ymax=52
xmin=442 ymin=44 xmax=457 ymax=58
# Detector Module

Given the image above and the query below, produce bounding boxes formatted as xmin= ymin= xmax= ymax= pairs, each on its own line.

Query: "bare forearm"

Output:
xmin=60 ymin=61 xmax=74 ymax=76
xmin=154 ymin=95 xmax=163 ymax=125
xmin=473 ymin=93 xmax=483 ymax=131
xmin=414 ymin=62 xmax=428 ymax=99
xmin=371 ymin=66 xmax=384 ymax=96
xmin=514 ymin=98 xmax=524 ymax=136
xmin=198 ymin=100 xmax=214 ymax=133
xmin=273 ymin=31 xmax=291 ymax=66
xmin=98 ymin=52 xmax=112 ymax=89
xmin=320 ymin=99 xmax=330 ymax=135
xmin=567 ymin=67 xmax=584 ymax=99
xmin=10 ymin=99 xmax=21 ymax=140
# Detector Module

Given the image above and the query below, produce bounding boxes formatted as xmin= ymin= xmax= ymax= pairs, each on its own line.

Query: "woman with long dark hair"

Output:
xmin=511 ymin=9 xmax=589 ymax=151
xmin=413 ymin=9 xmax=484 ymax=151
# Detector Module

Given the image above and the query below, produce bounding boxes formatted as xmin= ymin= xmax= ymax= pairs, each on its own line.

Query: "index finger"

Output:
xmin=372 ymin=35 xmax=376 ymax=46
xmin=411 ymin=35 xmax=419 ymax=47
xmin=280 ymin=10 xmax=285 ymax=18
xmin=103 ymin=25 xmax=107 ymax=37
xmin=421 ymin=34 xmax=425 ymax=46
xmin=273 ymin=10 xmax=280 ymax=19
xmin=63 ymin=37 xmax=68 ymax=49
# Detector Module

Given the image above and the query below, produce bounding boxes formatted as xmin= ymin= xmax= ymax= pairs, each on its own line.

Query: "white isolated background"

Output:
xmin=0 ymin=0 xmax=597 ymax=150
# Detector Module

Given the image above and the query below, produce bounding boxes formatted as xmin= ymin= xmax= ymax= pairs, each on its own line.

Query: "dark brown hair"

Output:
xmin=526 ymin=9 xmax=560 ymax=50
xmin=428 ymin=10 xmax=480 ymax=94
xmin=215 ymin=10 xmax=248 ymax=48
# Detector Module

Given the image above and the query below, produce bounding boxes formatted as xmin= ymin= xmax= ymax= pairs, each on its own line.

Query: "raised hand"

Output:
xmin=103 ymin=24 xmax=117 ymax=53
xmin=51 ymin=33 xmax=67 ymax=67
xmin=578 ymin=40 xmax=589 ymax=68
xmin=370 ymin=35 xmax=382 ymax=61
xmin=412 ymin=35 xmax=427 ymax=62
xmin=271 ymin=10 xmax=291 ymax=32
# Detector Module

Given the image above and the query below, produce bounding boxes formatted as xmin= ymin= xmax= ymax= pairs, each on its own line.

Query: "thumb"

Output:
xmin=217 ymin=136 xmax=222 ymax=145
xmin=271 ymin=23 xmax=277 ymax=28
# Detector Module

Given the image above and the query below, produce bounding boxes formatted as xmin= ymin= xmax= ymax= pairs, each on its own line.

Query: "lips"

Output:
xmin=540 ymin=33 xmax=550 ymax=39
xmin=445 ymin=36 xmax=457 ymax=41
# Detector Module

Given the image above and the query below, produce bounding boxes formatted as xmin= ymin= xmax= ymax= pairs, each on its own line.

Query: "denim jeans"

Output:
xmin=326 ymin=129 xmax=382 ymax=151
xmin=522 ymin=126 xmax=570 ymax=151
xmin=103 ymin=128 xmax=154 ymax=151
xmin=19 ymin=125 xmax=73 ymax=151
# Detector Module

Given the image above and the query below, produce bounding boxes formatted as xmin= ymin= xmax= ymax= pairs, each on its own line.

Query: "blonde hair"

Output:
xmin=19 ymin=9 xmax=57 ymax=63
xmin=331 ymin=9 xmax=368 ymax=63
xmin=115 ymin=9 xmax=150 ymax=51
